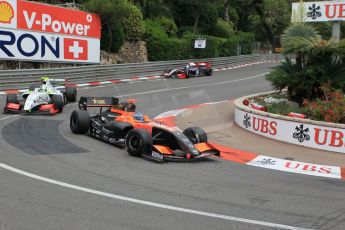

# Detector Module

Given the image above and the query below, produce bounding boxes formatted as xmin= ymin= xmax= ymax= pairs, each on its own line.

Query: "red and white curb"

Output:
xmin=155 ymin=102 xmax=345 ymax=181
xmin=0 ymin=60 xmax=280 ymax=96
xmin=0 ymin=75 xmax=162 ymax=96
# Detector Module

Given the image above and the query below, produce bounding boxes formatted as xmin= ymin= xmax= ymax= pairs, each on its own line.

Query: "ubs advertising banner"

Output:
xmin=0 ymin=0 xmax=101 ymax=63
xmin=235 ymin=107 xmax=345 ymax=154
xmin=292 ymin=1 xmax=345 ymax=22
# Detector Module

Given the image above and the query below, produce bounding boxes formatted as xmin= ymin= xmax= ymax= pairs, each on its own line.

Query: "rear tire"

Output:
xmin=125 ymin=129 xmax=152 ymax=157
xmin=206 ymin=69 xmax=213 ymax=76
xmin=6 ymin=94 xmax=18 ymax=103
xmin=183 ymin=127 xmax=207 ymax=144
xmin=70 ymin=110 xmax=90 ymax=134
xmin=52 ymin=95 xmax=64 ymax=112
xmin=65 ymin=86 xmax=77 ymax=102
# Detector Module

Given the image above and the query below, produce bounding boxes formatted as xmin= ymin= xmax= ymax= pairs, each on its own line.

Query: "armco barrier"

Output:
xmin=234 ymin=92 xmax=345 ymax=154
xmin=0 ymin=54 xmax=282 ymax=90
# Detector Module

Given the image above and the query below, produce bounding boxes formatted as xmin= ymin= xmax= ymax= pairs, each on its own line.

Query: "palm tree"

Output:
xmin=266 ymin=23 xmax=345 ymax=104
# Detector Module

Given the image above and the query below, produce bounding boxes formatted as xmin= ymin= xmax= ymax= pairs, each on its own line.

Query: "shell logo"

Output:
xmin=0 ymin=1 xmax=14 ymax=24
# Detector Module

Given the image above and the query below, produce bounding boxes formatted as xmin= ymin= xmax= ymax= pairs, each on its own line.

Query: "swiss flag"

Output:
xmin=64 ymin=38 xmax=88 ymax=60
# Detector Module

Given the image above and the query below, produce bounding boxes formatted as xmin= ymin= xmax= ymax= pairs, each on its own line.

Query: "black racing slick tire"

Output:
xmin=183 ymin=127 xmax=208 ymax=144
xmin=52 ymin=95 xmax=64 ymax=112
xmin=65 ymin=86 xmax=77 ymax=102
xmin=6 ymin=94 xmax=18 ymax=103
xmin=125 ymin=129 xmax=152 ymax=157
xmin=70 ymin=110 xmax=90 ymax=134
xmin=206 ymin=68 xmax=213 ymax=76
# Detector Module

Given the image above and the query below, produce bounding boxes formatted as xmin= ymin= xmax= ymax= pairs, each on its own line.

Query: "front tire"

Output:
xmin=6 ymin=94 xmax=18 ymax=103
xmin=52 ymin=95 xmax=64 ymax=112
xmin=206 ymin=68 xmax=213 ymax=76
xmin=70 ymin=110 xmax=90 ymax=134
xmin=65 ymin=86 xmax=77 ymax=102
xmin=183 ymin=127 xmax=208 ymax=144
xmin=125 ymin=129 xmax=152 ymax=157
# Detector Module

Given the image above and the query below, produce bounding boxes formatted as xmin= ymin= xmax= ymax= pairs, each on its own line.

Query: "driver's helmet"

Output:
xmin=133 ymin=112 xmax=145 ymax=122
xmin=41 ymin=82 xmax=49 ymax=91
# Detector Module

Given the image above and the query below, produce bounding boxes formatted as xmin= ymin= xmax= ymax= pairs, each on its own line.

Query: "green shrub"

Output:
xmin=219 ymin=38 xmax=238 ymax=56
xmin=237 ymin=32 xmax=255 ymax=54
xmin=178 ymin=26 xmax=194 ymax=37
xmin=213 ymin=18 xmax=235 ymax=38
xmin=123 ymin=5 xmax=145 ymax=41
xmin=111 ymin=23 xmax=125 ymax=52
xmin=145 ymin=25 xmax=255 ymax=60
xmin=155 ymin=17 xmax=178 ymax=37
xmin=251 ymin=93 xmax=306 ymax=115
xmin=146 ymin=37 xmax=191 ymax=61
xmin=191 ymin=36 xmax=223 ymax=59
xmin=144 ymin=20 xmax=168 ymax=39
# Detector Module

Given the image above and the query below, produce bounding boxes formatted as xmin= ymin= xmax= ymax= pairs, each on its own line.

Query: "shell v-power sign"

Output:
xmin=0 ymin=0 xmax=101 ymax=63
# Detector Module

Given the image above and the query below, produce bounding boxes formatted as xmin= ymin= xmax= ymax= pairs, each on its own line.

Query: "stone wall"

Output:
xmin=100 ymin=41 xmax=148 ymax=65
xmin=0 ymin=41 xmax=148 ymax=70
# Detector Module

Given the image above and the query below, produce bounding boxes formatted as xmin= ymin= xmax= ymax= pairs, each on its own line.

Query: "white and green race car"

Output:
xmin=4 ymin=77 xmax=77 ymax=114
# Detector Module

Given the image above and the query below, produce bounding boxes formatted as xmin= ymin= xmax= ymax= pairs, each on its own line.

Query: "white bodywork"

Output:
xmin=22 ymin=79 xmax=64 ymax=111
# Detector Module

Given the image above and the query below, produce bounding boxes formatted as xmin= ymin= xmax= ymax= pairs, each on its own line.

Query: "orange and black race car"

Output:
xmin=70 ymin=97 xmax=220 ymax=162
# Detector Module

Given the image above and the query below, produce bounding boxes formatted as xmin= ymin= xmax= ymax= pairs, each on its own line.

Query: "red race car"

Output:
xmin=161 ymin=62 xmax=213 ymax=79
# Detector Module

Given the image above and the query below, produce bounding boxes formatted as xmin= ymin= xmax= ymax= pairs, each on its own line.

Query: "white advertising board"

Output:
xmin=292 ymin=1 xmax=345 ymax=22
xmin=235 ymin=107 xmax=345 ymax=154
xmin=0 ymin=28 xmax=100 ymax=63
xmin=0 ymin=0 xmax=101 ymax=63
xmin=194 ymin=39 xmax=206 ymax=49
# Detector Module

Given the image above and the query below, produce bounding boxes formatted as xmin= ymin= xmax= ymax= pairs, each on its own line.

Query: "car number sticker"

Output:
xmin=152 ymin=152 xmax=163 ymax=160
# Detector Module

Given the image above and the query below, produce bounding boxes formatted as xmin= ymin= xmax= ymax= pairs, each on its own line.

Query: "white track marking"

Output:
xmin=0 ymin=115 xmax=19 ymax=121
xmin=118 ymin=73 xmax=268 ymax=98
xmin=0 ymin=163 xmax=312 ymax=230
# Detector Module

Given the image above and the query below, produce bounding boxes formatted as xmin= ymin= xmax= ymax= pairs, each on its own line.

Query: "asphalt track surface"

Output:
xmin=0 ymin=63 xmax=345 ymax=230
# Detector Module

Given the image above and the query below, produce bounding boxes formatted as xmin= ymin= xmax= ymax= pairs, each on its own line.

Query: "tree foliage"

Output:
xmin=266 ymin=23 xmax=345 ymax=104
xmin=83 ymin=0 xmax=133 ymax=52
xmin=213 ymin=18 xmax=235 ymax=38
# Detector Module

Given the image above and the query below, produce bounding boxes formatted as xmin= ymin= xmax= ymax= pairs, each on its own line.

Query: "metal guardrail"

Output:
xmin=0 ymin=54 xmax=282 ymax=90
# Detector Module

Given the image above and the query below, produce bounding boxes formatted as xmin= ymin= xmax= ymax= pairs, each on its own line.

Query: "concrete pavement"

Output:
xmin=175 ymin=101 xmax=345 ymax=167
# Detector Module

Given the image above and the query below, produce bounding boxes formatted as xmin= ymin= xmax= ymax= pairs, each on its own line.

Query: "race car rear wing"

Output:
xmin=40 ymin=77 xmax=75 ymax=91
xmin=79 ymin=97 xmax=119 ymax=110
xmin=195 ymin=62 xmax=211 ymax=68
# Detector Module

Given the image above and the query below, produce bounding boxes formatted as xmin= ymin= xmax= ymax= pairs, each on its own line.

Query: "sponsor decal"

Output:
xmin=92 ymin=99 xmax=106 ymax=104
xmin=0 ymin=0 xmax=100 ymax=63
xmin=248 ymin=155 xmax=342 ymax=179
xmin=292 ymin=1 xmax=345 ymax=22
xmin=64 ymin=38 xmax=87 ymax=60
xmin=243 ymin=113 xmax=251 ymax=128
xmin=0 ymin=1 xmax=14 ymax=23
xmin=251 ymin=158 xmax=276 ymax=166
xmin=235 ymin=107 xmax=345 ymax=153
xmin=307 ymin=3 xmax=322 ymax=20
xmin=252 ymin=117 xmax=277 ymax=135
xmin=0 ymin=0 xmax=17 ymax=29
xmin=17 ymin=0 xmax=100 ymax=38
xmin=314 ymin=128 xmax=345 ymax=147
xmin=293 ymin=124 xmax=310 ymax=143
xmin=0 ymin=28 xmax=99 ymax=63
xmin=152 ymin=152 xmax=163 ymax=160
